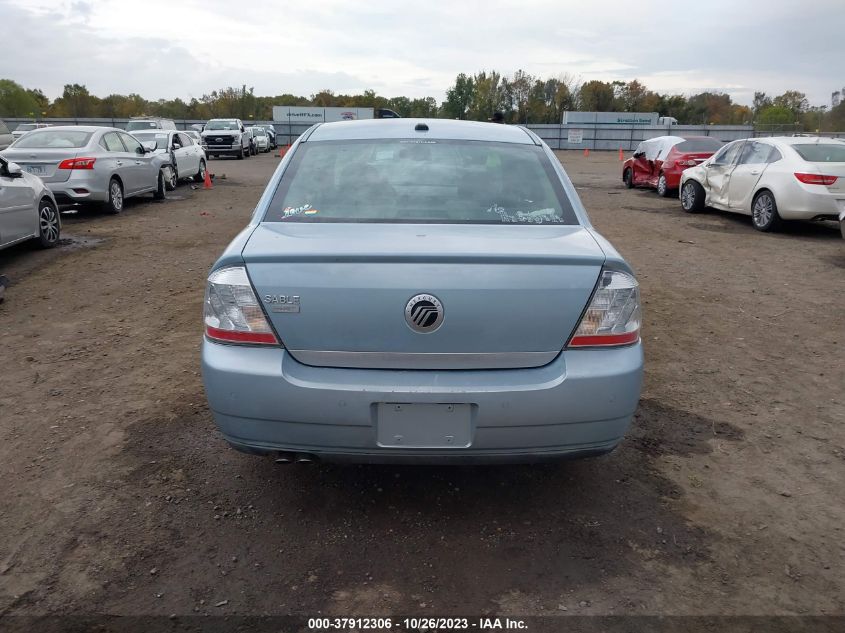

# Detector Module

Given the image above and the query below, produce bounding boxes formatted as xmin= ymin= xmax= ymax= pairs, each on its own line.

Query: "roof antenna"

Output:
xmin=414 ymin=123 xmax=429 ymax=132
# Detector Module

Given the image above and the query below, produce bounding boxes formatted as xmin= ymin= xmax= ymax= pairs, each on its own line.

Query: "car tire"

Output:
xmin=165 ymin=166 xmax=178 ymax=191
xmin=36 ymin=198 xmax=60 ymax=248
xmin=104 ymin=177 xmax=124 ymax=214
xmin=680 ymin=180 xmax=705 ymax=213
xmin=237 ymin=147 xmax=245 ymax=160
xmin=657 ymin=173 xmax=671 ymax=197
xmin=194 ymin=159 xmax=207 ymax=183
xmin=153 ymin=169 xmax=166 ymax=201
xmin=751 ymin=190 xmax=783 ymax=232
xmin=624 ymin=168 xmax=633 ymax=189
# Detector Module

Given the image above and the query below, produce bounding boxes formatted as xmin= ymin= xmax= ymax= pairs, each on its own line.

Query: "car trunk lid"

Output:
xmin=0 ymin=147 xmax=77 ymax=183
xmin=243 ymin=223 xmax=606 ymax=369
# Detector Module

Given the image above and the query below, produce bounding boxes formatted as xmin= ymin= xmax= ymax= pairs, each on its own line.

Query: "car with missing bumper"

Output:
xmin=623 ymin=136 xmax=723 ymax=196
xmin=130 ymin=129 xmax=207 ymax=189
xmin=201 ymin=119 xmax=643 ymax=464
xmin=0 ymin=126 xmax=170 ymax=213
xmin=679 ymin=137 xmax=845 ymax=232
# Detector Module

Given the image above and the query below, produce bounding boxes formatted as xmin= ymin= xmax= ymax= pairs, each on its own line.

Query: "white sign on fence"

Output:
xmin=567 ymin=129 xmax=584 ymax=144
xmin=272 ymin=106 xmax=375 ymax=123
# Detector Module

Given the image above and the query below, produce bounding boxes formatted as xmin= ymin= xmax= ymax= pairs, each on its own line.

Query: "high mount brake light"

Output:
xmin=204 ymin=266 xmax=279 ymax=346
xmin=568 ymin=270 xmax=641 ymax=348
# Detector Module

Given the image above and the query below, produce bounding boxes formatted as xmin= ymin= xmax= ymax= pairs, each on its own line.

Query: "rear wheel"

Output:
xmin=623 ymin=168 xmax=633 ymax=189
xmin=104 ymin=178 xmax=124 ymax=214
xmin=657 ymin=173 xmax=670 ymax=197
xmin=751 ymin=191 xmax=782 ymax=232
xmin=194 ymin=159 xmax=207 ymax=183
xmin=680 ymin=180 xmax=705 ymax=213
xmin=37 ymin=199 xmax=60 ymax=248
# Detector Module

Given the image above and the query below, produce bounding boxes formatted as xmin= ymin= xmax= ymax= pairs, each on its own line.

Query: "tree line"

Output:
xmin=1 ymin=72 xmax=843 ymax=131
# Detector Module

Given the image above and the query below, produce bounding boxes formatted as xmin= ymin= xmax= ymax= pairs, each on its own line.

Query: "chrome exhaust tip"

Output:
xmin=274 ymin=452 xmax=295 ymax=464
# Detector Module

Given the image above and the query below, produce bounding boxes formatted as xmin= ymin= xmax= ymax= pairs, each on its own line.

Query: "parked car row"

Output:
xmin=624 ymin=135 xmax=845 ymax=236
xmin=0 ymin=123 xmax=215 ymax=253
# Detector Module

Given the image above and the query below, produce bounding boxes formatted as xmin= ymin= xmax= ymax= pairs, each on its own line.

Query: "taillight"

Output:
xmin=58 ymin=157 xmax=96 ymax=170
xmin=568 ymin=270 xmax=641 ymax=348
xmin=794 ymin=172 xmax=837 ymax=186
xmin=204 ymin=266 xmax=279 ymax=346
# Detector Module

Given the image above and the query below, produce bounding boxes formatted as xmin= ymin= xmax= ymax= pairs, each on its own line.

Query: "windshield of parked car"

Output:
xmin=131 ymin=132 xmax=170 ymax=149
xmin=252 ymin=128 xmax=266 ymax=137
xmin=791 ymin=143 xmax=845 ymax=163
xmin=676 ymin=138 xmax=723 ymax=152
xmin=265 ymin=139 xmax=577 ymax=224
xmin=13 ymin=130 xmax=93 ymax=148
xmin=16 ymin=124 xmax=36 ymax=131
xmin=205 ymin=121 xmax=239 ymax=130
xmin=126 ymin=121 xmax=160 ymax=131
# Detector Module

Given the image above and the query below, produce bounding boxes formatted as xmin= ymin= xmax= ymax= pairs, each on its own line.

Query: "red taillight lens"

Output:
xmin=568 ymin=270 xmax=641 ymax=348
xmin=204 ymin=267 xmax=280 ymax=346
xmin=205 ymin=326 xmax=278 ymax=345
xmin=794 ymin=172 xmax=837 ymax=185
xmin=58 ymin=157 xmax=96 ymax=170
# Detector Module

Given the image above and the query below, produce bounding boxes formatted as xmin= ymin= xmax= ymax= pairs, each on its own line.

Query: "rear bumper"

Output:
xmin=47 ymin=173 xmax=108 ymax=204
xmin=775 ymin=185 xmax=844 ymax=220
xmin=201 ymin=341 xmax=644 ymax=463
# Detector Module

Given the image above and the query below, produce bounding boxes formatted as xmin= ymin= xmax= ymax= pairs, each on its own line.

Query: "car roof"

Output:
xmin=306 ymin=118 xmax=537 ymax=144
xmin=759 ymin=136 xmax=843 ymax=146
xmin=21 ymin=125 xmax=119 ymax=133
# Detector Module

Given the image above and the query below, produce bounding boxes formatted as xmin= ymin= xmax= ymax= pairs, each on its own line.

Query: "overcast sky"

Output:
xmin=1 ymin=0 xmax=842 ymax=108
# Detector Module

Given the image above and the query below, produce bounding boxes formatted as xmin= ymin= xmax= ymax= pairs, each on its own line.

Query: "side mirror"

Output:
xmin=633 ymin=151 xmax=644 ymax=159
xmin=5 ymin=162 xmax=24 ymax=178
xmin=141 ymin=141 xmax=156 ymax=153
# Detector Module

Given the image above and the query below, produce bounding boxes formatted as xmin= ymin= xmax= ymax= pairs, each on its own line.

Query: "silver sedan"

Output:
xmin=0 ymin=155 xmax=61 ymax=251
xmin=1 ymin=126 xmax=168 ymax=214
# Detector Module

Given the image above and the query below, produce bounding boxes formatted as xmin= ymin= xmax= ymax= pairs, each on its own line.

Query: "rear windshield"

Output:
xmin=264 ymin=139 xmax=577 ymax=225
xmin=206 ymin=120 xmax=239 ymax=130
xmin=13 ymin=130 xmax=92 ymax=148
xmin=132 ymin=132 xmax=169 ymax=149
xmin=791 ymin=143 xmax=845 ymax=162
xmin=126 ymin=121 xmax=160 ymax=131
xmin=675 ymin=138 xmax=723 ymax=152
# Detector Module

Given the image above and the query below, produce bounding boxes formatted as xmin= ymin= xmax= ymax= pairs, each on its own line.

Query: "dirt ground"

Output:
xmin=0 ymin=149 xmax=843 ymax=620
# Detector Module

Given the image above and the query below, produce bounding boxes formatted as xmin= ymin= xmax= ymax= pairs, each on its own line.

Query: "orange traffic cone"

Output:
xmin=203 ymin=167 xmax=213 ymax=190
xmin=619 ymin=147 xmax=624 ymax=161
xmin=279 ymin=143 xmax=290 ymax=158
xmin=583 ymin=147 xmax=590 ymax=157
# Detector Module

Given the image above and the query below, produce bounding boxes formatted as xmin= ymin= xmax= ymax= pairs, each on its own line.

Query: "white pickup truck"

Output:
xmin=201 ymin=119 xmax=251 ymax=160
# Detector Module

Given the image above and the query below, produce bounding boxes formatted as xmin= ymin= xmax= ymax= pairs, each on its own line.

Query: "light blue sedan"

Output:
xmin=201 ymin=119 xmax=643 ymax=464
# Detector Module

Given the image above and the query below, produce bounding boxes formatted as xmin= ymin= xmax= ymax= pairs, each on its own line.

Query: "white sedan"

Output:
xmin=0 ymin=155 xmax=61 ymax=251
xmin=679 ymin=137 xmax=845 ymax=232
xmin=130 ymin=130 xmax=208 ymax=189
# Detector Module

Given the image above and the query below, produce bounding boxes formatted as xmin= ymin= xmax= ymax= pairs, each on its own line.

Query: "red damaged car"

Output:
xmin=623 ymin=136 xmax=723 ymax=196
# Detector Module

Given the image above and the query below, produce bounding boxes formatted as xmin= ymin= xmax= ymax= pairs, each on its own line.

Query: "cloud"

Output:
xmin=1 ymin=0 xmax=842 ymax=106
